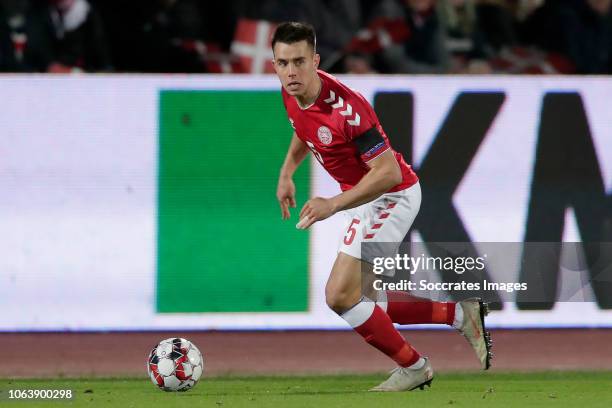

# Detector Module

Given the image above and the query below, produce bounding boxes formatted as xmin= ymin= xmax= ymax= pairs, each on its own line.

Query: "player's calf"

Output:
xmin=377 ymin=290 xmax=456 ymax=325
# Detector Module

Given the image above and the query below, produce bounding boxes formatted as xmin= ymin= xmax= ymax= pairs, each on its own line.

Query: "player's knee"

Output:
xmin=325 ymin=287 xmax=360 ymax=314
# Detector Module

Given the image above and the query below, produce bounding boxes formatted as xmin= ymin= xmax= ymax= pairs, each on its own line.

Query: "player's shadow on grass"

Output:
xmin=280 ymin=390 xmax=369 ymax=395
xmin=199 ymin=390 xmax=366 ymax=396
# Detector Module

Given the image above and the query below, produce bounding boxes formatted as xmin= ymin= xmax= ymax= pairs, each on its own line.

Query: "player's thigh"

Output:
xmin=325 ymin=252 xmax=367 ymax=310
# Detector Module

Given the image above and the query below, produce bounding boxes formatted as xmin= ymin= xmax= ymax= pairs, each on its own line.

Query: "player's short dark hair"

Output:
xmin=271 ymin=22 xmax=316 ymax=53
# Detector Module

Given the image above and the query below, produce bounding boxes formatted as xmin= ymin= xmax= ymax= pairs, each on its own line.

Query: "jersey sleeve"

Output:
xmin=343 ymin=90 xmax=390 ymax=162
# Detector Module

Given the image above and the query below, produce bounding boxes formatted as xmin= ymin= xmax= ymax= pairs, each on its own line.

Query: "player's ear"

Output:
xmin=313 ymin=53 xmax=320 ymax=69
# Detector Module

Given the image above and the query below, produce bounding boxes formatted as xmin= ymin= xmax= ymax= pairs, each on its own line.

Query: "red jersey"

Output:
xmin=281 ymin=70 xmax=418 ymax=192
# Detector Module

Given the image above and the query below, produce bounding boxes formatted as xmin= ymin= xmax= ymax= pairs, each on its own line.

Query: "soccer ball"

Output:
xmin=147 ymin=337 xmax=204 ymax=392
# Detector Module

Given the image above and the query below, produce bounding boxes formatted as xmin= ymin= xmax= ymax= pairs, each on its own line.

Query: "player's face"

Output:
xmin=272 ymin=40 xmax=320 ymax=97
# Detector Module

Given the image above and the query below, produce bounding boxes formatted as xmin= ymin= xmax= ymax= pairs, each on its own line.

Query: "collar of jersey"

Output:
xmin=296 ymin=74 xmax=324 ymax=111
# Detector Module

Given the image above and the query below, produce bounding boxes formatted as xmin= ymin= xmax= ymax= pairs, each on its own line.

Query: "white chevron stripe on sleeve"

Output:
xmin=331 ymin=97 xmax=344 ymax=109
xmin=340 ymin=104 xmax=352 ymax=116
xmin=347 ymin=113 xmax=361 ymax=126
xmin=323 ymin=88 xmax=362 ymax=127
xmin=324 ymin=91 xmax=336 ymax=103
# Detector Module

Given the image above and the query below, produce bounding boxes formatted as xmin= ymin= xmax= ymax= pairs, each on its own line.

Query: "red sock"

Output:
xmin=342 ymin=301 xmax=420 ymax=367
xmin=381 ymin=291 xmax=455 ymax=325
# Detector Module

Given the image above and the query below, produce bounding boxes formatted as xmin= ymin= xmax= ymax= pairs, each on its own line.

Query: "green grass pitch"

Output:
xmin=2 ymin=372 xmax=611 ymax=407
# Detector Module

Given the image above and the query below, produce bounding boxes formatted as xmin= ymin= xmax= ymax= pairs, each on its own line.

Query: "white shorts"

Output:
xmin=338 ymin=182 xmax=421 ymax=271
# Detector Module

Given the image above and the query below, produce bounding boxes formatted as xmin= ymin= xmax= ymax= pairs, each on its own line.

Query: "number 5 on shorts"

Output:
xmin=344 ymin=218 xmax=360 ymax=245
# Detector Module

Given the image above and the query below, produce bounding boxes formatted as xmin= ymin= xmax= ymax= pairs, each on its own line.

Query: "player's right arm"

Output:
xmin=277 ymin=132 xmax=309 ymax=219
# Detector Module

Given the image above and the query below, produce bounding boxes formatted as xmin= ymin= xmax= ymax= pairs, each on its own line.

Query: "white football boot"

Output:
xmin=370 ymin=357 xmax=434 ymax=392
xmin=457 ymin=298 xmax=493 ymax=370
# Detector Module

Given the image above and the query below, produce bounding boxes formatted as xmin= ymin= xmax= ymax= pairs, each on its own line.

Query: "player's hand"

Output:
xmin=297 ymin=197 xmax=336 ymax=229
xmin=277 ymin=175 xmax=296 ymax=220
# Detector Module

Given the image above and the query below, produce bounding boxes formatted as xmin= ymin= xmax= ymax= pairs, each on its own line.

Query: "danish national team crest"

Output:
xmin=317 ymin=126 xmax=333 ymax=145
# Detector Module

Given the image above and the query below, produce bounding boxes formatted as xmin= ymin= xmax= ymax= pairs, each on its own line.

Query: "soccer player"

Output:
xmin=272 ymin=22 xmax=492 ymax=391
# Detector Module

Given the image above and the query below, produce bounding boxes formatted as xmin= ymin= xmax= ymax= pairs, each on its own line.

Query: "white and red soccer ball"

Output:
xmin=147 ymin=338 xmax=204 ymax=392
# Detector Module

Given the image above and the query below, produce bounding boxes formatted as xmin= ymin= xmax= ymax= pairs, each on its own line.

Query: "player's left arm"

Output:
xmin=298 ymin=142 xmax=401 ymax=229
